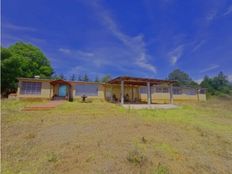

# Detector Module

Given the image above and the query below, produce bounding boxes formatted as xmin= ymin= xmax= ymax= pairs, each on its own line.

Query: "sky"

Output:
xmin=2 ymin=0 xmax=232 ymax=82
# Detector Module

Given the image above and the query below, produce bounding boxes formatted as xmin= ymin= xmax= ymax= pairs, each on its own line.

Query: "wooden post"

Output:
xmin=121 ymin=80 xmax=124 ymax=105
xmin=169 ymin=84 xmax=173 ymax=104
xmin=147 ymin=82 xmax=151 ymax=105
xmin=197 ymin=89 xmax=200 ymax=102
xmin=110 ymin=86 xmax=113 ymax=102
xmin=49 ymin=84 xmax=52 ymax=100
xmin=131 ymin=86 xmax=134 ymax=103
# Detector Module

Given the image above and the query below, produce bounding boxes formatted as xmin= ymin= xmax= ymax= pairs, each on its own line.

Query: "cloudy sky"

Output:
xmin=2 ymin=0 xmax=232 ymax=81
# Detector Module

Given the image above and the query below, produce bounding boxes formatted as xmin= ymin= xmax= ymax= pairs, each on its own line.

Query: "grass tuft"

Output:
xmin=153 ymin=163 xmax=170 ymax=174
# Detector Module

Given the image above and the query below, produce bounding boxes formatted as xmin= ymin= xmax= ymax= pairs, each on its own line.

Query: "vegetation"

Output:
xmin=168 ymin=69 xmax=232 ymax=97
xmin=1 ymin=98 xmax=232 ymax=174
xmin=200 ymin=72 xmax=232 ymax=96
xmin=101 ymin=74 xmax=111 ymax=82
xmin=1 ymin=42 xmax=53 ymax=96
xmin=167 ymin=69 xmax=198 ymax=88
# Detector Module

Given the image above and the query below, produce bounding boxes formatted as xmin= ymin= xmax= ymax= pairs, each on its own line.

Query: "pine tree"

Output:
xmin=83 ymin=73 xmax=89 ymax=82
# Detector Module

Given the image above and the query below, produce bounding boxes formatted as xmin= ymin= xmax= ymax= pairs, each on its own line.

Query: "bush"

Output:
xmin=127 ymin=148 xmax=147 ymax=166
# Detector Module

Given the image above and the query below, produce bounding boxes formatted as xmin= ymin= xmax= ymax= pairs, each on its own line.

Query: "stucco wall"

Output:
xmin=17 ymin=78 xmax=207 ymax=102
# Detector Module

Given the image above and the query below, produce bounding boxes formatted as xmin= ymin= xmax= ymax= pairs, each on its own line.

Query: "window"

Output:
xmin=155 ymin=87 xmax=163 ymax=93
xmin=199 ymin=89 xmax=206 ymax=94
xmin=75 ymin=84 xmax=98 ymax=96
xmin=183 ymin=88 xmax=196 ymax=95
xmin=154 ymin=86 xmax=169 ymax=93
xmin=173 ymin=87 xmax=182 ymax=95
xmin=20 ymin=82 xmax=42 ymax=95
xmin=139 ymin=86 xmax=147 ymax=94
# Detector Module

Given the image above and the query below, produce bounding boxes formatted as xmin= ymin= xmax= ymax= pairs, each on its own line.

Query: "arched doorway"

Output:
xmin=50 ymin=79 xmax=72 ymax=100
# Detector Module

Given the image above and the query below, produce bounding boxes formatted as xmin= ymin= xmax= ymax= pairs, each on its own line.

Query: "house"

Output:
xmin=16 ymin=76 xmax=206 ymax=103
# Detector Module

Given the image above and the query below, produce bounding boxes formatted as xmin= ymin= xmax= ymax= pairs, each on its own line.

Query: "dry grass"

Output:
xmin=1 ymin=98 xmax=232 ymax=174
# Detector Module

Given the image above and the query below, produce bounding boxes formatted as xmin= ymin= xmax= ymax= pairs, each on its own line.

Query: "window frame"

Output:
xmin=20 ymin=81 xmax=42 ymax=95
xmin=75 ymin=84 xmax=99 ymax=96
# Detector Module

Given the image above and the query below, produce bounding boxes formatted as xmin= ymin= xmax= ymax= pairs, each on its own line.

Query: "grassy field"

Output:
xmin=1 ymin=98 xmax=232 ymax=174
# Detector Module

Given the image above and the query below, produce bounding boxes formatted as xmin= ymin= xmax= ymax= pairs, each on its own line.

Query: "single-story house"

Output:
xmin=16 ymin=76 xmax=206 ymax=104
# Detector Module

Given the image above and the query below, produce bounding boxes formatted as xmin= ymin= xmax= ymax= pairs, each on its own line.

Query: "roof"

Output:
xmin=108 ymin=76 xmax=175 ymax=86
xmin=17 ymin=78 xmax=102 ymax=84
xmin=50 ymin=79 xmax=72 ymax=86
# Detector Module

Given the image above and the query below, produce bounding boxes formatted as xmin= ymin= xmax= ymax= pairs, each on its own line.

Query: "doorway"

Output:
xmin=58 ymin=85 xmax=67 ymax=97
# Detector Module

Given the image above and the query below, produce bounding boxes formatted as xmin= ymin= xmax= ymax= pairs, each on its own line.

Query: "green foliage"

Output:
xmin=59 ymin=73 xmax=65 ymax=80
xmin=153 ymin=163 xmax=170 ymax=174
xmin=1 ymin=42 xmax=53 ymax=96
xmin=101 ymin=75 xmax=111 ymax=82
xmin=83 ymin=73 xmax=89 ymax=81
xmin=200 ymin=72 xmax=232 ymax=96
xmin=95 ymin=75 xmax=99 ymax=82
xmin=47 ymin=152 xmax=58 ymax=162
xmin=167 ymin=69 xmax=198 ymax=88
xmin=70 ymin=74 xmax=76 ymax=81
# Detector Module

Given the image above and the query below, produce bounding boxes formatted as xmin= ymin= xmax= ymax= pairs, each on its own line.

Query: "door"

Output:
xmin=58 ymin=85 xmax=67 ymax=96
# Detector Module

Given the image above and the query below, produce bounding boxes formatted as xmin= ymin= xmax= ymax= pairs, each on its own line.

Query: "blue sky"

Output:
xmin=2 ymin=0 xmax=232 ymax=82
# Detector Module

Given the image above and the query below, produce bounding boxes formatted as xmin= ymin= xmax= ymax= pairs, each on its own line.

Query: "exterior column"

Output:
xmin=196 ymin=89 xmax=200 ymax=102
xmin=147 ymin=82 xmax=151 ymax=105
xmin=169 ymin=84 xmax=173 ymax=104
xmin=110 ymin=86 xmax=113 ymax=102
xmin=121 ymin=80 xmax=124 ymax=105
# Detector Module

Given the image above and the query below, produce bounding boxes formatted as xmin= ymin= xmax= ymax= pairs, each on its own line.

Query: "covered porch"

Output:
xmin=108 ymin=76 xmax=175 ymax=105
xmin=50 ymin=79 xmax=72 ymax=100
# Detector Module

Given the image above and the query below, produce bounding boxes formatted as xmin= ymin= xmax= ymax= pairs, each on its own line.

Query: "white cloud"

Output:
xmin=168 ymin=45 xmax=184 ymax=65
xmin=223 ymin=5 xmax=232 ymax=16
xmin=192 ymin=40 xmax=206 ymax=52
xmin=206 ymin=9 xmax=217 ymax=22
xmin=136 ymin=53 xmax=156 ymax=73
xmin=200 ymin=64 xmax=220 ymax=73
xmin=59 ymin=48 xmax=94 ymax=57
xmin=59 ymin=48 xmax=71 ymax=54
xmin=90 ymin=1 xmax=156 ymax=73
xmin=3 ymin=22 xmax=36 ymax=32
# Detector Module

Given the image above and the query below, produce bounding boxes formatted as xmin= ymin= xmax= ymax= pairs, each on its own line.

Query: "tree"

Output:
xmin=95 ymin=75 xmax=99 ymax=82
xmin=70 ymin=74 xmax=76 ymax=81
xmin=1 ymin=42 xmax=53 ymax=96
xmin=83 ymin=73 xmax=89 ymax=82
xmin=167 ymin=69 xmax=198 ymax=87
xmin=101 ymin=75 xmax=111 ymax=82
xmin=59 ymin=73 xmax=65 ymax=80
xmin=201 ymin=72 xmax=232 ymax=96
xmin=78 ymin=74 xmax=82 ymax=81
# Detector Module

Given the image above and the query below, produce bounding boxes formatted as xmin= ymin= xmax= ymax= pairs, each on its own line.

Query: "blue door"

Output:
xmin=58 ymin=85 xmax=67 ymax=96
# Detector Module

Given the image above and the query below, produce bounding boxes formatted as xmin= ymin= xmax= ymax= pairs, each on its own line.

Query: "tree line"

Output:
xmin=1 ymin=42 xmax=232 ymax=97
xmin=167 ymin=69 xmax=232 ymax=96
xmin=52 ymin=73 xmax=111 ymax=83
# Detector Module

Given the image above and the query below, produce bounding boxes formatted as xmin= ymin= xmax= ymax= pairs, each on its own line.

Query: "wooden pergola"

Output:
xmin=108 ymin=76 xmax=175 ymax=105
